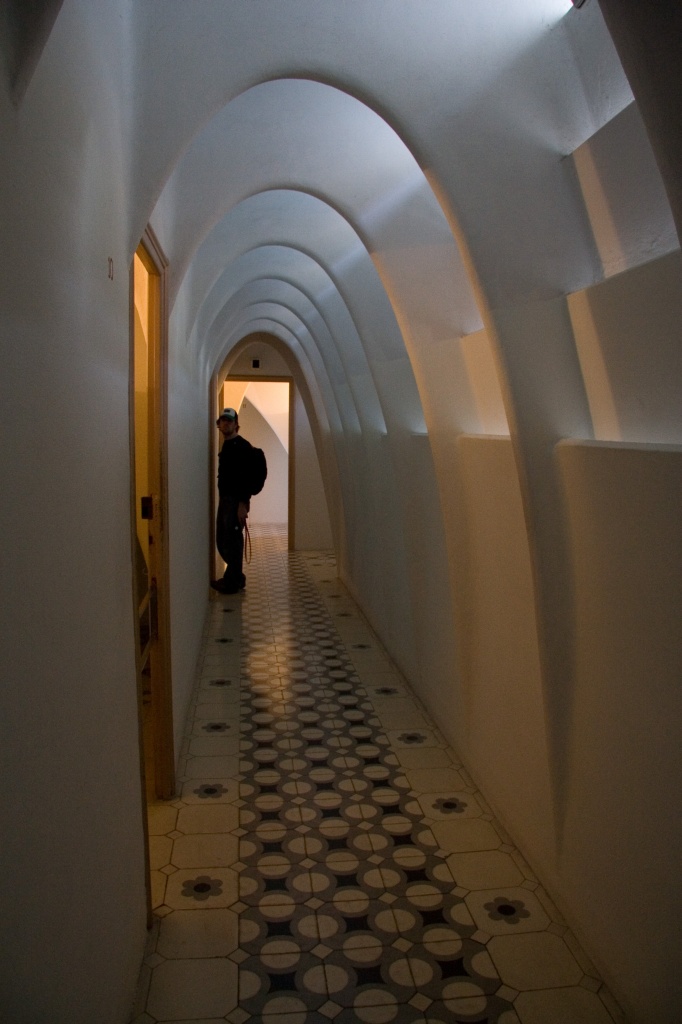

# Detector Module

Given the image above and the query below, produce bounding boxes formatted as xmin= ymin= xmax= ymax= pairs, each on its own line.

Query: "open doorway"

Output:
xmin=213 ymin=335 xmax=334 ymax=559
xmin=130 ymin=234 xmax=174 ymax=807
xmin=221 ymin=378 xmax=292 ymax=536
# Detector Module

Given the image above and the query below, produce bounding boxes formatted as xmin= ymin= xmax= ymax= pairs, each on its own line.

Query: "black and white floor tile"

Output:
xmin=131 ymin=526 xmax=625 ymax=1024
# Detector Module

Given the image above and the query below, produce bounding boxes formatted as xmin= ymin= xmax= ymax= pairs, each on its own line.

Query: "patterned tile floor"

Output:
xmin=131 ymin=525 xmax=625 ymax=1024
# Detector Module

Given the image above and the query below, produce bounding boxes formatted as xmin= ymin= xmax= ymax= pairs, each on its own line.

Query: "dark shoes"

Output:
xmin=210 ymin=578 xmax=245 ymax=595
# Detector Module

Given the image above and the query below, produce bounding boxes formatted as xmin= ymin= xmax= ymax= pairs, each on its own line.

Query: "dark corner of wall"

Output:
xmin=0 ymin=0 xmax=64 ymax=107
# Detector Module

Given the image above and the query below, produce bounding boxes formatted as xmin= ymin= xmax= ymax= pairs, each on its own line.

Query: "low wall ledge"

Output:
xmin=556 ymin=438 xmax=682 ymax=454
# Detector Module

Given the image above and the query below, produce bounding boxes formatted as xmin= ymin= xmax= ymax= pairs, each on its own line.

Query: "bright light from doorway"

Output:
xmin=223 ymin=380 xmax=289 ymax=452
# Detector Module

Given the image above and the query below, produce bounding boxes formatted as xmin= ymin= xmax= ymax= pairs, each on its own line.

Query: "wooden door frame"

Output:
xmin=209 ymin=371 xmax=295 ymax=582
xmin=129 ymin=225 xmax=175 ymax=811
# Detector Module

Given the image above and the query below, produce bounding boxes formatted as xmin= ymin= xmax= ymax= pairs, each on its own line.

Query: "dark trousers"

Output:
xmin=216 ymin=496 xmax=246 ymax=588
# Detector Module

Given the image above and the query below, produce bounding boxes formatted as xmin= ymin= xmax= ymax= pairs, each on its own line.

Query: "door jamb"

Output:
xmin=129 ymin=226 xmax=174 ymax=924
xmin=138 ymin=225 xmax=174 ymax=800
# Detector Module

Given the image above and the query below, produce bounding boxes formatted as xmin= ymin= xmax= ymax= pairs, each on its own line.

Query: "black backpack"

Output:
xmin=248 ymin=445 xmax=268 ymax=495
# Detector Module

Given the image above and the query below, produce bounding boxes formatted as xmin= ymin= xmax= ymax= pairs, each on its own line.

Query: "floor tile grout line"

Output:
xmin=134 ymin=526 xmax=625 ymax=1024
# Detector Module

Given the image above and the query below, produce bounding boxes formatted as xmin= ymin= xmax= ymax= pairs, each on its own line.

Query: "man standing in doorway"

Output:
xmin=211 ymin=407 xmax=253 ymax=594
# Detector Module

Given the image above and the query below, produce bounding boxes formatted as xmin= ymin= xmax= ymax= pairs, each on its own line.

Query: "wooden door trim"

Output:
xmin=128 ymin=256 xmax=153 ymax=926
xmin=130 ymin=228 xmax=175 ymax=812
xmin=140 ymin=225 xmax=175 ymax=802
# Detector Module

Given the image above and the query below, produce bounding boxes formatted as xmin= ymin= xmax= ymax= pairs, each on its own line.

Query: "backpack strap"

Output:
xmin=244 ymin=521 xmax=252 ymax=564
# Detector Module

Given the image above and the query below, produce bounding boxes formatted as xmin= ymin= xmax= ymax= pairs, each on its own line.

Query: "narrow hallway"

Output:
xmin=131 ymin=526 xmax=622 ymax=1024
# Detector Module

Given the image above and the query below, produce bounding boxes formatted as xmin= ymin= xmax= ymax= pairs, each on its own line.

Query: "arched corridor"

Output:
xmin=1 ymin=3 xmax=681 ymax=1022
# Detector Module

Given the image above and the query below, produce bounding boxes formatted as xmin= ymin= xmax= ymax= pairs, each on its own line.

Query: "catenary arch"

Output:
xmin=147 ymin=77 xmax=451 ymax=304
xmin=217 ymin=324 xmax=335 ymax=444
xmin=211 ymin=311 xmax=423 ymax=678
xmin=186 ymin=190 xmax=420 ymax=369
xmin=185 ymin=185 xmax=484 ymax=437
xmin=178 ymin=190 xmax=449 ymax=437
xmin=154 ymin=75 xmax=596 ymax=816
xmin=177 ymin=173 xmax=477 ymax=701
xmin=132 ymin=1 xmax=610 ymax=307
xmin=151 ymin=79 xmax=504 ymax=695
xmin=206 ymin=276 xmax=384 ymax=437
xmin=197 ymin=244 xmax=388 ymax=400
xmin=210 ymin=301 xmax=346 ymax=451
xmin=197 ymin=242 xmax=397 ymax=435
xmin=145 ymin=28 xmax=623 ymax=851
xmin=212 ymin=291 xmax=362 ymax=437
xmin=153 ymin=74 xmax=581 ymax=783
xmin=150 ymin=79 xmax=486 ymax=426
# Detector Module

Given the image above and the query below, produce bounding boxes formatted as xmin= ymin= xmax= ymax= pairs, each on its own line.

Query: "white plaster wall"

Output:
xmin=557 ymin=440 xmax=682 ymax=1022
xmin=166 ymin=315 xmax=211 ymax=761
xmin=395 ymin=433 xmax=459 ymax=719
xmin=568 ymin=250 xmax=682 ymax=444
xmin=457 ymin=436 xmax=554 ymax=870
xmin=237 ymin=399 xmax=288 ymax=526
xmin=293 ymin=388 xmax=333 ymax=550
xmin=0 ymin=2 xmax=147 ymax=1021
xmin=572 ymin=102 xmax=679 ymax=279
xmin=338 ymin=432 xmax=420 ymax=687
xmin=459 ymin=329 xmax=509 ymax=436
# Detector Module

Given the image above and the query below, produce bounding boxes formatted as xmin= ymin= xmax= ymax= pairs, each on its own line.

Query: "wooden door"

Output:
xmin=131 ymin=236 xmax=174 ymax=810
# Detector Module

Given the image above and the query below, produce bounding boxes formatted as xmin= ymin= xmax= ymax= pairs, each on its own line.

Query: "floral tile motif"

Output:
xmin=178 ymin=779 xmax=239 ymax=803
xmin=180 ymin=874 xmax=225 ymax=901
xmin=388 ymin=729 xmax=442 ymax=750
xmin=163 ymin=867 xmax=239 ymax=910
xmin=417 ymin=791 xmax=483 ymax=821
xmin=465 ymin=887 xmax=551 ymax=936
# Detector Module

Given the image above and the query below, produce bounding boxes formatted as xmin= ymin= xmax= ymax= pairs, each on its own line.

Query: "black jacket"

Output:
xmin=218 ymin=434 xmax=253 ymax=502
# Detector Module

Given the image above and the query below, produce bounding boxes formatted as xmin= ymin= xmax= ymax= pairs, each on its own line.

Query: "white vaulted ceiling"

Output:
xmin=133 ymin=0 xmax=632 ymax=415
